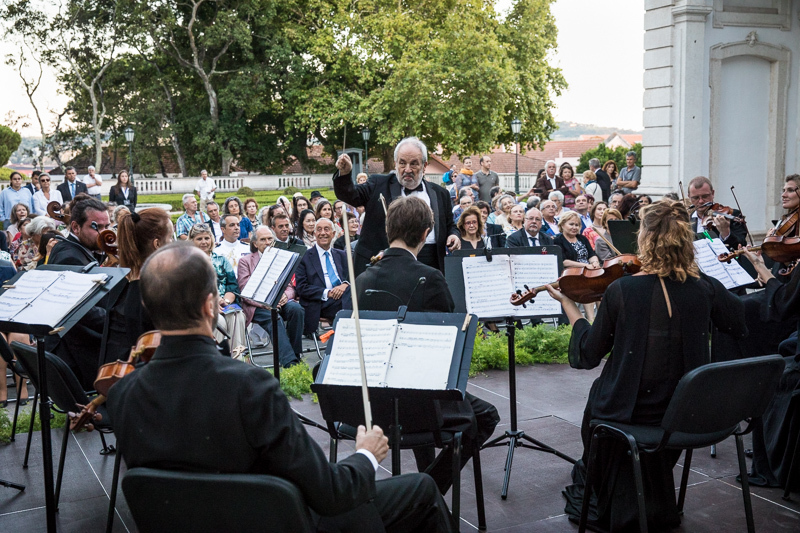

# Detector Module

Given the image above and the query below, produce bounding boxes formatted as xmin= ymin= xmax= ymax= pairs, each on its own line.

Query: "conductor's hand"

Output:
xmin=336 ymin=154 xmax=353 ymax=176
xmin=356 ymin=424 xmax=389 ymax=464
xmin=447 ymin=234 xmax=460 ymax=251
xmin=329 ymin=283 xmax=349 ymax=300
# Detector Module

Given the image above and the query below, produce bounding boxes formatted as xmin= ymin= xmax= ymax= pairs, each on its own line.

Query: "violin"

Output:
xmin=68 ymin=331 xmax=161 ymax=431
xmin=699 ymin=202 xmax=745 ymax=232
xmin=97 ymin=229 xmax=119 ymax=267
xmin=47 ymin=201 xmax=70 ymax=226
xmin=510 ymin=254 xmax=641 ymax=306
xmin=717 ymin=239 xmax=800 ymax=276
xmin=771 ymin=208 xmax=799 ymax=238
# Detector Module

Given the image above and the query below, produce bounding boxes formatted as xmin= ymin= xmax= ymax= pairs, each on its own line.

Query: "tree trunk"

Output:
xmin=170 ymin=130 xmax=187 ymax=177
xmin=381 ymin=146 xmax=393 ymax=174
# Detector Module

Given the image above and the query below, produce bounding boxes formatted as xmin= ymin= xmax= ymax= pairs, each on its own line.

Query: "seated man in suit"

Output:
xmin=107 ymin=242 xmax=455 ymax=532
xmin=270 ymin=212 xmax=304 ymax=247
xmin=46 ymin=194 xmax=111 ymax=389
xmin=238 ymin=226 xmax=304 ymax=368
xmin=355 ymin=196 xmax=500 ymax=495
xmin=505 ymin=208 xmax=553 ymax=248
xmin=295 ymin=218 xmax=352 ymax=334
xmin=56 ymin=166 xmax=89 ymax=203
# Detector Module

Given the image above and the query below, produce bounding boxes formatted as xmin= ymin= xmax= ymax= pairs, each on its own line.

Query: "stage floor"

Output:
xmin=1 ymin=347 xmax=798 ymax=532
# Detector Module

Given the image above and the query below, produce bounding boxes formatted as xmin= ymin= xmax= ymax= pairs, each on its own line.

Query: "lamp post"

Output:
xmin=511 ymin=118 xmax=522 ymax=194
xmin=362 ymin=127 xmax=370 ymax=175
xmin=123 ymin=126 xmax=135 ymax=178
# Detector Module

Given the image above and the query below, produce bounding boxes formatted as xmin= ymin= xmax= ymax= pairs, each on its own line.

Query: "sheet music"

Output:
xmin=385 ymin=324 xmax=457 ymax=390
xmin=241 ymin=247 xmax=295 ymax=303
xmin=0 ymin=270 xmax=108 ymax=326
xmin=461 ymin=256 xmax=516 ymax=318
xmin=322 ymin=319 xmax=398 ymax=386
xmin=510 ymin=255 xmax=561 ymax=316
xmin=693 ymin=238 xmax=754 ymax=290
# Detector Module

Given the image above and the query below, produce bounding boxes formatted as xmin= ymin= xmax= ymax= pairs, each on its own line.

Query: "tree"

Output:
xmin=576 ymin=143 xmax=643 ymax=174
xmin=0 ymin=125 xmax=22 ymax=167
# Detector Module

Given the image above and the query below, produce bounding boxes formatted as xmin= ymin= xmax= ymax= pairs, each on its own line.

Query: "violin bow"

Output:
xmin=379 ymin=193 xmax=388 ymax=215
xmin=595 ymin=230 xmax=622 ymax=257
xmin=340 ymin=208 xmax=373 ymax=428
xmin=730 ymin=185 xmax=754 ymax=247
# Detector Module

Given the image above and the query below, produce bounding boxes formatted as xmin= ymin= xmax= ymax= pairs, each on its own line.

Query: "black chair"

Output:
xmin=11 ymin=342 xmax=122 ymax=533
xmin=579 ymin=355 xmax=785 ymax=533
xmin=122 ymin=467 xmax=314 ymax=533
xmin=0 ymin=335 xmax=36 ymax=456
xmin=326 ymin=400 xmax=487 ymax=530
xmin=782 ymin=389 xmax=800 ymax=501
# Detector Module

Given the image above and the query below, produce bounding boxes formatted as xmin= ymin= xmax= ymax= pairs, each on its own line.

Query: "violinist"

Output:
xmin=106 ymin=242 xmax=456 ymax=532
xmin=687 ymin=176 xmax=747 ymax=250
xmin=549 ymin=200 xmax=746 ymax=532
xmin=553 ymin=211 xmax=601 ymax=321
xmin=102 ymin=209 xmax=173 ymax=365
xmin=768 ymin=174 xmax=800 ymax=239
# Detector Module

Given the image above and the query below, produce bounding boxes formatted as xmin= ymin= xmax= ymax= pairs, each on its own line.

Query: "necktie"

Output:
xmin=403 ymin=182 xmax=424 ymax=195
xmin=70 ymin=182 xmax=75 ymax=198
xmin=529 ymin=236 xmax=538 ymax=247
xmin=325 ymin=251 xmax=341 ymax=287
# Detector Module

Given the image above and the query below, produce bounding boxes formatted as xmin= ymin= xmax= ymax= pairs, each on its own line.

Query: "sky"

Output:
xmin=0 ymin=0 xmax=646 ymax=137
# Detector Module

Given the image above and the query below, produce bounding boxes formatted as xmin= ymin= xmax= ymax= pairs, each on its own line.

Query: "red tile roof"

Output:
xmin=524 ymin=139 xmax=604 ymax=161
xmin=429 ymin=152 xmax=547 ymax=174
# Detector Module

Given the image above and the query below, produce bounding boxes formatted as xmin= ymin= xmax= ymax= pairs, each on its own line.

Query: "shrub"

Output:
xmin=283 ymin=186 xmax=301 ymax=196
xmin=236 ymin=186 xmax=256 ymax=197
xmin=469 ymin=323 xmax=571 ymax=376
xmin=0 ymin=406 xmax=67 ymax=444
xmin=278 ymin=361 xmax=313 ymax=400
xmin=0 ymin=167 xmax=14 ymax=181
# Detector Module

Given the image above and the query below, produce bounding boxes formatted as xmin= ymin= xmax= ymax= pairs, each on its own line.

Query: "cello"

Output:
xmin=47 ymin=201 xmax=70 ymax=226
xmin=97 ymin=229 xmax=119 ymax=267
xmin=68 ymin=331 xmax=161 ymax=431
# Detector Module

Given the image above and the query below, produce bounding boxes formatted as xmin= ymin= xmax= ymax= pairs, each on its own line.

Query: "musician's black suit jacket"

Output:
xmin=45 ymin=235 xmax=107 ymax=389
xmin=107 ymin=335 xmax=453 ymax=531
xmin=505 ymin=228 xmax=554 ymax=248
xmin=594 ymin=169 xmax=612 ymax=201
xmin=332 ymin=171 xmax=458 ymax=276
xmin=485 ymin=222 xmax=506 ymax=248
xmin=56 ymin=179 xmax=88 ymax=203
xmin=355 ymin=248 xmax=453 ymax=313
xmin=295 ymin=245 xmax=350 ymax=334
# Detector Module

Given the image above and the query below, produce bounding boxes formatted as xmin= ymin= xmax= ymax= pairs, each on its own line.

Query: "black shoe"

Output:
xmin=283 ymin=359 xmax=301 ymax=369
xmin=1 ymin=400 xmax=7 ymax=408
xmin=745 ymin=448 xmax=753 ymax=458
xmin=19 ymin=399 xmax=28 ymax=406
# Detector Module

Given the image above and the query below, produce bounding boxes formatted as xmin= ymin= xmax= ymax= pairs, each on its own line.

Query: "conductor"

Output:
xmin=107 ymin=242 xmax=456 ymax=532
xmin=333 ymin=137 xmax=460 ymax=276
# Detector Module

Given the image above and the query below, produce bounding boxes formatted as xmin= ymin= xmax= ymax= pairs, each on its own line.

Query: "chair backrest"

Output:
xmin=122 ymin=468 xmax=314 ymax=533
xmin=0 ymin=334 xmax=28 ymax=378
xmin=11 ymin=341 xmax=91 ymax=413
xmin=661 ymin=355 xmax=785 ymax=436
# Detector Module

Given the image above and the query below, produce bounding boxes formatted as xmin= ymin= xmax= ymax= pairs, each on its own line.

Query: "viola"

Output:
xmin=68 ymin=331 xmax=161 ymax=431
xmin=761 ymin=236 xmax=800 ymax=275
xmin=97 ymin=229 xmax=119 ymax=267
xmin=510 ymin=254 xmax=641 ymax=306
xmin=47 ymin=201 xmax=70 ymax=226
xmin=771 ymin=208 xmax=799 ymax=238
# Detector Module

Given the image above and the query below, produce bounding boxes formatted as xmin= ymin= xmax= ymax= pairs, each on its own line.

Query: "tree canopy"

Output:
xmin=0 ymin=125 xmax=22 ymax=167
xmin=2 ymin=0 xmax=566 ymax=175
xmin=576 ymin=142 xmax=643 ymax=174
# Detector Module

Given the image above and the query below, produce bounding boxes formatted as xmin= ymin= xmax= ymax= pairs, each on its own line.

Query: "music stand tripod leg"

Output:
xmin=272 ymin=308 xmax=280 ymax=382
xmin=36 ymin=336 xmax=57 ymax=532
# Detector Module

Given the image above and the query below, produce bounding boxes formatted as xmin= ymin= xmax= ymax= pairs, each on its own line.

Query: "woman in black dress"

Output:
xmin=102 ymin=209 xmax=173 ymax=365
xmin=108 ymin=170 xmax=137 ymax=209
xmin=546 ymin=200 xmax=746 ymax=532
xmin=554 ymin=211 xmax=600 ymax=321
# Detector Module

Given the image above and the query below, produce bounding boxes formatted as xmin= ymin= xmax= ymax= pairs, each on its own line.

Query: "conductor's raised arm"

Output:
xmin=333 ymin=154 xmax=375 ymax=207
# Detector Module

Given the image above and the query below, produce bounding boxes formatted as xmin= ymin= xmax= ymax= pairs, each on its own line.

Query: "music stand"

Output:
xmin=0 ymin=265 xmax=128 ymax=533
xmin=607 ymin=219 xmax=640 ymax=254
xmin=445 ymin=247 xmax=576 ymax=499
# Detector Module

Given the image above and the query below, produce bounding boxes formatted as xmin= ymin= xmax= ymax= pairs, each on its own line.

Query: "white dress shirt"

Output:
xmin=316 ymin=244 xmax=343 ymax=300
xmin=32 ymin=189 xmax=64 ymax=216
xmin=400 ymin=180 xmax=436 ymax=244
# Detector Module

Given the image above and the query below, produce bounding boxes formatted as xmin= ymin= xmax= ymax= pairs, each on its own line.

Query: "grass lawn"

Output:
xmin=139 ymin=187 xmax=338 ymax=213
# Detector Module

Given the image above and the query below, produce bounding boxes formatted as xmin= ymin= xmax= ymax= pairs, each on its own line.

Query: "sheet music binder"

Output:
xmin=240 ymin=246 xmax=300 ymax=308
xmin=445 ymin=246 xmax=564 ymax=322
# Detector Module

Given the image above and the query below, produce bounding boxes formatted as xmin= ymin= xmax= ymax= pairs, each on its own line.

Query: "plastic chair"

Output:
xmin=579 ymin=355 xmax=785 ymax=533
xmin=11 ymin=342 xmax=121 ymax=533
xmin=122 ymin=468 xmax=314 ymax=533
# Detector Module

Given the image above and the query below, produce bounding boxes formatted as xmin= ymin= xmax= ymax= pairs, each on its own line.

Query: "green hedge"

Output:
xmin=0 ymin=167 xmax=14 ymax=181
xmin=469 ymin=323 xmax=571 ymax=376
xmin=139 ymin=188 xmax=337 ymax=212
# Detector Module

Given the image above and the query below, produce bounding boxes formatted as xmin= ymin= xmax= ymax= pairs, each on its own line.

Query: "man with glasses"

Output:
xmin=505 ymin=208 xmax=553 ymax=248
xmin=333 ymin=136 xmax=460 ymax=276
xmin=687 ymin=176 xmax=746 ymax=250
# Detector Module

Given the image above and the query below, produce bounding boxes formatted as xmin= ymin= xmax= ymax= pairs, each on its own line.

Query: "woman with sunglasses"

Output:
xmin=32 ymin=173 xmax=63 ymax=216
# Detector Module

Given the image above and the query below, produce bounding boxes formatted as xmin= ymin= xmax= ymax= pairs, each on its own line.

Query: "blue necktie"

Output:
xmin=325 ymin=251 xmax=341 ymax=287
xmin=70 ymin=182 xmax=75 ymax=198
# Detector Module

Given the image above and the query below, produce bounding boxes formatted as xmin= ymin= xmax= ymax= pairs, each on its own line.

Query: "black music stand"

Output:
xmin=445 ymin=247 xmax=576 ymax=499
xmin=608 ymin=220 xmax=640 ymax=254
xmin=312 ymin=309 xmax=476 ymax=474
xmin=0 ymin=265 xmax=128 ymax=533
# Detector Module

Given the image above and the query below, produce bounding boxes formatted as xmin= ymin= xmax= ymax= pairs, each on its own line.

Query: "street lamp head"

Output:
xmin=362 ymin=127 xmax=370 ymax=142
xmin=511 ymin=118 xmax=522 ymax=136
xmin=124 ymin=126 xmax=135 ymax=143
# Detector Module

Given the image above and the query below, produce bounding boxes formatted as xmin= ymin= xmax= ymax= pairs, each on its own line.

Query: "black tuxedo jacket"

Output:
xmin=594 ymin=169 xmax=611 ymax=201
xmin=333 ymin=171 xmax=458 ymax=276
xmin=295 ymin=245 xmax=349 ymax=334
xmin=355 ymin=248 xmax=454 ymax=313
xmin=107 ymin=335 xmax=377 ymax=518
xmin=56 ymin=180 xmax=88 ymax=203
xmin=485 ymin=222 xmax=506 ymax=248
xmin=505 ymin=228 xmax=554 ymax=248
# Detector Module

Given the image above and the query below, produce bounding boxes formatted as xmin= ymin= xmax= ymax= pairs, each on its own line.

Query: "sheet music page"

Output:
xmin=0 ymin=270 xmax=107 ymax=326
xmin=241 ymin=248 xmax=294 ymax=302
xmin=0 ymin=270 xmax=61 ymax=321
xmin=693 ymin=238 xmax=755 ymax=290
xmin=461 ymin=256 xmax=516 ymax=318
xmin=510 ymin=254 xmax=561 ymax=316
xmin=384 ymin=323 xmax=458 ymax=390
xmin=322 ymin=319 xmax=398 ymax=386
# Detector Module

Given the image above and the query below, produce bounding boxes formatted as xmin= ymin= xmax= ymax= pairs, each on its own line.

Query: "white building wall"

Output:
xmin=643 ymin=0 xmax=800 ymax=236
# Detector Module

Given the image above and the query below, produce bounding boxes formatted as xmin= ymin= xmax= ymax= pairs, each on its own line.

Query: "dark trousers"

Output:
xmin=320 ymin=289 xmax=352 ymax=321
xmin=252 ymin=301 xmax=304 ymax=367
xmin=314 ymin=473 xmax=456 ymax=533
xmin=413 ymin=392 xmax=500 ymax=494
xmin=416 ymin=243 xmax=441 ymax=273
